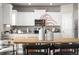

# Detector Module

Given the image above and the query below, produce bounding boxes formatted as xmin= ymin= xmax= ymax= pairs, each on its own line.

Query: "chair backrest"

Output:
xmin=23 ymin=45 xmax=49 ymax=49
xmin=51 ymin=43 xmax=79 ymax=49
xmin=23 ymin=44 xmax=49 ymax=55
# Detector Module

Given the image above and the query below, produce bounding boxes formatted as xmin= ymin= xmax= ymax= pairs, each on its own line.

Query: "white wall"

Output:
xmin=78 ymin=3 xmax=79 ymax=38
xmin=73 ymin=4 xmax=78 ymax=38
xmin=61 ymin=4 xmax=74 ymax=38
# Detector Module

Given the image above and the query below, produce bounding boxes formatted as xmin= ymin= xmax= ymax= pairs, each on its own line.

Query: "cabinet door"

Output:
xmin=12 ymin=10 xmax=17 ymax=25
xmin=54 ymin=33 xmax=62 ymax=39
xmin=17 ymin=12 xmax=35 ymax=25
xmin=2 ymin=4 xmax=13 ymax=25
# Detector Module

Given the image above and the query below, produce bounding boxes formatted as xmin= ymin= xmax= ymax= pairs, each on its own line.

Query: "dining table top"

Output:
xmin=11 ymin=38 xmax=79 ymax=44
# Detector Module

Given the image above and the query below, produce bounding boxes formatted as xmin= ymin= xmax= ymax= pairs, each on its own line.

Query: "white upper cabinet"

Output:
xmin=16 ymin=10 xmax=46 ymax=26
xmin=12 ymin=10 xmax=17 ymax=25
xmin=17 ymin=12 xmax=61 ymax=26
xmin=17 ymin=12 xmax=35 ymax=26
xmin=2 ymin=3 xmax=13 ymax=25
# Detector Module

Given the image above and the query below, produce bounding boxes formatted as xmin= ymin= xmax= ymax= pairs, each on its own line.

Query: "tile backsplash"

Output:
xmin=10 ymin=26 xmax=61 ymax=34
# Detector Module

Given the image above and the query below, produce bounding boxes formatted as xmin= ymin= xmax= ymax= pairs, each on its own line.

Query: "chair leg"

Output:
xmin=47 ymin=49 xmax=49 ymax=55
xmin=60 ymin=49 xmax=62 ymax=55
xmin=49 ymin=49 xmax=51 ymax=55
xmin=44 ymin=49 xmax=48 ymax=54
xmin=74 ymin=48 xmax=78 ymax=55
xmin=53 ymin=49 xmax=55 ymax=55
xmin=23 ymin=45 xmax=27 ymax=55
xmin=76 ymin=48 xmax=78 ymax=55
xmin=26 ymin=49 xmax=28 ymax=55
xmin=13 ymin=45 xmax=15 ymax=55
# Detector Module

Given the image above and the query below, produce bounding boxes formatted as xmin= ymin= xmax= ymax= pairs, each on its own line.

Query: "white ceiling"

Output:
xmin=12 ymin=3 xmax=72 ymax=7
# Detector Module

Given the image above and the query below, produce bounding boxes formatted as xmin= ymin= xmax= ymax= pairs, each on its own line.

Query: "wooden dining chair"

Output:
xmin=50 ymin=43 xmax=79 ymax=55
xmin=23 ymin=44 xmax=49 ymax=55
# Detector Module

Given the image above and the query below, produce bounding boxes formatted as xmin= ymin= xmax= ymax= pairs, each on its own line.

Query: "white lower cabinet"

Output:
xmin=53 ymin=33 xmax=62 ymax=39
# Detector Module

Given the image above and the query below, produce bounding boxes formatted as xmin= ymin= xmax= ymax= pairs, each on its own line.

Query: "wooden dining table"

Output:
xmin=11 ymin=38 xmax=79 ymax=55
xmin=13 ymin=38 xmax=79 ymax=44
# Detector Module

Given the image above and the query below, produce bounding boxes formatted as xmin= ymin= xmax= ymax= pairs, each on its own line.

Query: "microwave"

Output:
xmin=35 ymin=19 xmax=45 ymax=26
